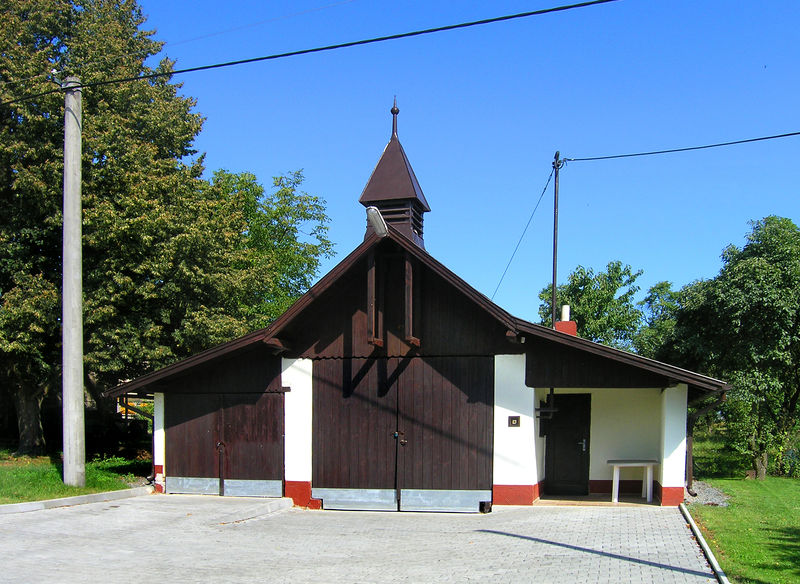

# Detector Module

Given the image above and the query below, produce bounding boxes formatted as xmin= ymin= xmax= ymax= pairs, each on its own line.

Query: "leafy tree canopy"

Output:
xmin=633 ymin=280 xmax=679 ymax=359
xmin=538 ymin=260 xmax=643 ymax=350
xmin=0 ymin=0 xmax=333 ymax=454
xmin=664 ymin=216 xmax=800 ymax=478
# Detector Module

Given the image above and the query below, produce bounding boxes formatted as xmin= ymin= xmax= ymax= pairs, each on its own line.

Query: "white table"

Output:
xmin=607 ymin=459 xmax=658 ymax=503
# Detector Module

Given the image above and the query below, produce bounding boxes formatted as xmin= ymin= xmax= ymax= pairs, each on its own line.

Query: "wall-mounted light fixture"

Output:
xmin=366 ymin=206 xmax=389 ymax=238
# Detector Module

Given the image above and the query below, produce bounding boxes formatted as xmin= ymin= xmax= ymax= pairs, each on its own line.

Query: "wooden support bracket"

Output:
xmin=263 ymin=337 xmax=290 ymax=354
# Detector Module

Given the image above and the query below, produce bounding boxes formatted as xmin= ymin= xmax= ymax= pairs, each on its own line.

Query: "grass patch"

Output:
xmin=689 ymin=477 xmax=800 ymax=584
xmin=0 ymin=448 xmax=150 ymax=505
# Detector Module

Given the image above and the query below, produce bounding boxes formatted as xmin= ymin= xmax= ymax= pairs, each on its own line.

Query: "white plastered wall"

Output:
xmin=282 ymin=358 xmax=313 ymax=482
xmin=493 ymin=354 xmax=538 ymax=485
xmin=153 ymin=392 xmax=165 ymax=480
xmin=659 ymin=384 xmax=688 ymax=487
xmin=551 ymin=388 xmax=662 ymax=481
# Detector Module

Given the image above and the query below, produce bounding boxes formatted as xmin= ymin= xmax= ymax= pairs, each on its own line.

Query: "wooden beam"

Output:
xmin=263 ymin=337 xmax=290 ymax=353
xmin=367 ymin=251 xmax=383 ymax=347
xmin=367 ymin=251 xmax=375 ymax=340
xmin=117 ymin=399 xmax=153 ymax=421
xmin=404 ymin=252 xmax=420 ymax=347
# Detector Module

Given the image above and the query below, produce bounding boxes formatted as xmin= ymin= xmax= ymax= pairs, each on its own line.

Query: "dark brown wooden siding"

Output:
xmin=165 ymin=392 xmax=284 ymax=481
xmin=280 ymin=240 xmax=518 ymax=359
xmin=165 ymin=393 xmax=220 ymax=478
xmin=525 ymin=337 xmax=669 ymax=388
xmin=155 ymin=348 xmax=283 ymax=394
xmin=312 ymin=358 xmax=398 ymax=489
xmin=398 ymin=356 xmax=493 ymax=490
xmin=312 ymin=356 xmax=493 ymax=492
xmin=162 ymin=349 xmax=285 ymax=482
xmin=222 ymin=392 xmax=284 ymax=481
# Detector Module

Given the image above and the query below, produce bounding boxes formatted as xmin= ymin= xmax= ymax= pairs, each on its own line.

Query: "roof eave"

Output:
xmin=512 ymin=318 xmax=728 ymax=393
xmin=103 ymin=328 xmax=271 ymax=397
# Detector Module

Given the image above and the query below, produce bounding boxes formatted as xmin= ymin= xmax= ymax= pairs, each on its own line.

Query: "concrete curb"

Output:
xmin=0 ymin=485 xmax=154 ymax=515
xmin=680 ymin=503 xmax=731 ymax=584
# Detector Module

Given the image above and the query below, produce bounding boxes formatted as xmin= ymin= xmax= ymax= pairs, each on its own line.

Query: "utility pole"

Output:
xmin=551 ymin=151 xmax=564 ymax=329
xmin=62 ymin=76 xmax=85 ymax=487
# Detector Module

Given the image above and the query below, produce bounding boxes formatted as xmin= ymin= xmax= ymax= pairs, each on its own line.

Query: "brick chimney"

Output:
xmin=554 ymin=304 xmax=577 ymax=336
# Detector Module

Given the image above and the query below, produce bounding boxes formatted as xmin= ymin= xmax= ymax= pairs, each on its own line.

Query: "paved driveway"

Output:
xmin=1 ymin=494 xmax=715 ymax=583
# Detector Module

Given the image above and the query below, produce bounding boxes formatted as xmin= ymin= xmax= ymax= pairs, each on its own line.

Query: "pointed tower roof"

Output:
xmin=359 ymin=100 xmax=431 ymax=212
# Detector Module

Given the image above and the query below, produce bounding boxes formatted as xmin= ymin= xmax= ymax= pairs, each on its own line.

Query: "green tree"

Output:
xmin=0 ymin=1 xmax=333 ymax=454
xmin=666 ymin=217 xmax=800 ymax=479
xmin=539 ymin=260 xmax=643 ymax=350
xmin=0 ymin=274 xmax=60 ymax=454
xmin=633 ymin=280 xmax=679 ymax=358
xmin=211 ymin=170 xmax=333 ymax=329
xmin=1 ymin=0 xmax=82 ymax=454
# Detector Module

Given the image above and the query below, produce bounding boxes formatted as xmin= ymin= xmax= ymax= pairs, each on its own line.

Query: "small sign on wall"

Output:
xmin=508 ymin=416 xmax=520 ymax=427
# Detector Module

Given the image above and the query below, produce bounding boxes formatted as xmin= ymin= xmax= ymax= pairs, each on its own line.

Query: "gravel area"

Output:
xmin=685 ymin=481 xmax=729 ymax=507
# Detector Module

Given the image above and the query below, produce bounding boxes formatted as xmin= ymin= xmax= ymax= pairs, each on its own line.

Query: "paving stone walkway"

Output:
xmin=0 ymin=494 xmax=716 ymax=583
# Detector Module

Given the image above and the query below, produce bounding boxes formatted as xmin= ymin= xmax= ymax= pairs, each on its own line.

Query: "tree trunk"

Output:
xmin=685 ymin=428 xmax=695 ymax=492
xmin=686 ymin=392 xmax=726 ymax=493
xmin=85 ymin=373 xmax=117 ymax=455
xmin=11 ymin=385 xmax=46 ymax=456
xmin=754 ymin=451 xmax=768 ymax=480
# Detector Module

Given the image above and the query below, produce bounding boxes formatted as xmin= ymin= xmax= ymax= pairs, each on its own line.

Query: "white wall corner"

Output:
xmin=153 ymin=392 xmax=165 ymax=474
xmin=660 ymin=383 xmax=688 ymax=487
xmin=282 ymin=358 xmax=313 ymax=482
xmin=493 ymin=354 xmax=537 ymax=486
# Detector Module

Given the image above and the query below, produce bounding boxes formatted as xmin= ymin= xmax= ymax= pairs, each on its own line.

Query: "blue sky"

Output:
xmin=136 ymin=0 xmax=800 ymax=323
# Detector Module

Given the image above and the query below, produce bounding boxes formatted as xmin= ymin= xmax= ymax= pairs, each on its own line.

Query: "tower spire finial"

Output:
xmin=391 ymin=96 xmax=399 ymax=137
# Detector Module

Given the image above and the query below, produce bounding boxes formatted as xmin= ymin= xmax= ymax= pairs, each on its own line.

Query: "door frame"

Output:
xmin=544 ymin=392 xmax=591 ymax=496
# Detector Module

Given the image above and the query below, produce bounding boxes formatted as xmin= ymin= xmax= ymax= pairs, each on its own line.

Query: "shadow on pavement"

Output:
xmin=478 ymin=529 xmax=713 ymax=579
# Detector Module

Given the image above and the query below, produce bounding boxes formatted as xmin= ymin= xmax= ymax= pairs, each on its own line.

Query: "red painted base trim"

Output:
xmin=656 ymin=482 xmax=684 ymax=506
xmin=493 ymin=485 xmax=534 ymax=505
xmin=589 ymin=479 xmax=645 ymax=494
xmin=285 ymin=481 xmax=321 ymax=509
xmin=492 ymin=482 xmax=544 ymax=505
xmin=153 ymin=464 xmax=165 ymax=493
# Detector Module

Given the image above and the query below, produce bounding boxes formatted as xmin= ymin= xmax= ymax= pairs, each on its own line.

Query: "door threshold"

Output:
xmin=534 ymin=494 xmax=660 ymax=507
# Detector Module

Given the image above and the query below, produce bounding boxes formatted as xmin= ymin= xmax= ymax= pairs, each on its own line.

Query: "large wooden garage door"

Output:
xmin=312 ymin=356 xmax=493 ymax=512
xmin=165 ymin=392 xmax=284 ymax=496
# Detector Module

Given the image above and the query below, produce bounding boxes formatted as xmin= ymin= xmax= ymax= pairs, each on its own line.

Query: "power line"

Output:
xmin=566 ymin=131 xmax=800 ymax=162
xmin=490 ymin=127 xmax=800 ymax=300
xmin=0 ymin=0 xmax=358 ymax=89
xmin=491 ymin=167 xmax=555 ymax=301
xmin=1 ymin=0 xmax=619 ymax=107
xmin=165 ymin=0 xmax=358 ymax=48
xmin=1 ymin=0 xmax=360 ymax=91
